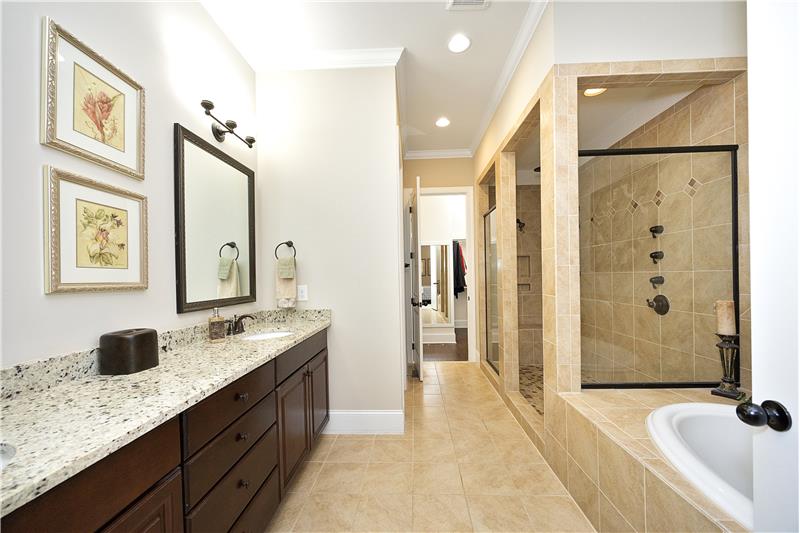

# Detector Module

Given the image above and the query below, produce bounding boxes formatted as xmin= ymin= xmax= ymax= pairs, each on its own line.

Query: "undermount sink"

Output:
xmin=242 ymin=331 xmax=293 ymax=341
xmin=1 ymin=443 xmax=17 ymax=469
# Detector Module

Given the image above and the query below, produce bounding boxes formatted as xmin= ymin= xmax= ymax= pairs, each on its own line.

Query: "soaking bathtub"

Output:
xmin=647 ymin=402 xmax=761 ymax=530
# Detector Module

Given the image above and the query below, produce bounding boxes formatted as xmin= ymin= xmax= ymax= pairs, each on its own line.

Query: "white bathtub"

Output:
xmin=647 ymin=402 xmax=762 ymax=530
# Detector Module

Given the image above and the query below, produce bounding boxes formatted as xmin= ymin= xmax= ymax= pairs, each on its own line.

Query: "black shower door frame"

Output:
xmin=577 ymin=144 xmax=740 ymax=390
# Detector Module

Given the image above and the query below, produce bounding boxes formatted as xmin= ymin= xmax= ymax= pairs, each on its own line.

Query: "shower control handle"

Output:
xmin=650 ymin=251 xmax=664 ymax=264
xmin=649 ymin=276 xmax=665 ymax=289
xmin=737 ymin=400 xmax=792 ymax=432
xmin=646 ymin=295 xmax=670 ymax=315
xmin=649 ymin=225 xmax=664 ymax=238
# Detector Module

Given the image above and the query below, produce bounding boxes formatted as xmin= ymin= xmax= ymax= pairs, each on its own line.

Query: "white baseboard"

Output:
xmin=323 ymin=410 xmax=405 ymax=434
xmin=423 ymin=331 xmax=456 ymax=343
xmin=454 ymin=319 xmax=467 ymax=328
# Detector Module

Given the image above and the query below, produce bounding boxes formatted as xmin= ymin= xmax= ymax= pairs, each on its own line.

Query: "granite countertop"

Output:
xmin=0 ymin=313 xmax=330 ymax=517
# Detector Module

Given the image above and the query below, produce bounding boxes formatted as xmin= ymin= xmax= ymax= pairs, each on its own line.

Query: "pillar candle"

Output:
xmin=715 ymin=300 xmax=737 ymax=335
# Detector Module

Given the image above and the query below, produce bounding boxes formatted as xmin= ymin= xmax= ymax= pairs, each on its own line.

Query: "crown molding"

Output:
xmin=282 ymin=47 xmax=405 ymax=71
xmin=404 ymin=149 xmax=473 ymax=160
xmin=469 ymin=1 xmax=548 ymax=153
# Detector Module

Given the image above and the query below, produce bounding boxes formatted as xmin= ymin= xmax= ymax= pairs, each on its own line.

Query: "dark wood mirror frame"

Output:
xmin=174 ymin=123 xmax=256 ymax=313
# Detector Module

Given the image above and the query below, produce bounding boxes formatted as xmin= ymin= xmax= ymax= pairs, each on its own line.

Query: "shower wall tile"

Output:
xmin=579 ymin=74 xmax=749 ymax=386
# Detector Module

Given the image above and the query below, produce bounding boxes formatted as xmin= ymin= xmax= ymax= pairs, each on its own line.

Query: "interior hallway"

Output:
xmin=423 ymin=328 xmax=468 ymax=361
xmin=266 ymin=362 xmax=593 ymax=532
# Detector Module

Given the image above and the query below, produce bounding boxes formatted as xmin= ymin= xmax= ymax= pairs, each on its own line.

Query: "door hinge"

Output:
xmin=410 ymin=252 xmax=414 ymax=259
xmin=412 ymin=342 xmax=416 ymax=350
xmin=409 ymin=206 xmax=413 ymax=214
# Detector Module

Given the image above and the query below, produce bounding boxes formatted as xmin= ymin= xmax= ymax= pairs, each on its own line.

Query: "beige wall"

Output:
xmin=257 ymin=67 xmax=405 ymax=423
xmin=517 ymin=185 xmax=543 ymax=367
xmin=402 ymin=157 xmax=473 ymax=188
xmin=578 ymin=74 xmax=750 ymax=387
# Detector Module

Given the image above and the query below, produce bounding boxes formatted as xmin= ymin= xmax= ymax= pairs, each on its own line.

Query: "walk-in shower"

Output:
xmin=578 ymin=145 xmax=741 ymax=388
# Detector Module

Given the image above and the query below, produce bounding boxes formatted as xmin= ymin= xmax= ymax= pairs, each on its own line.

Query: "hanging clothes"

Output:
xmin=453 ymin=240 xmax=467 ymax=298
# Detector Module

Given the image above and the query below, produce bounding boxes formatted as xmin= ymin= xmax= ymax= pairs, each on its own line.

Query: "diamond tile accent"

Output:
xmin=684 ymin=185 xmax=697 ymax=197
xmin=688 ymin=178 xmax=698 ymax=188
xmin=627 ymin=200 xmax=639 ymax=214
xmin=655 ymin=197 xmax=663 ymax=206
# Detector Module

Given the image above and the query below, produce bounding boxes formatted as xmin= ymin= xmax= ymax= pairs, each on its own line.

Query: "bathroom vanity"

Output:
xmin=0 ymin=316 xmax=330 ymax=533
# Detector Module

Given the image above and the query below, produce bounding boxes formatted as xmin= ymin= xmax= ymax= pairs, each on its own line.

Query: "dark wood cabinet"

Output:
xmin=102 ymin=469 xmax=183 ymax=533
xmin=276 ymin=366 xmax=311 ymax=488
xmin=309 ymin=349 xmax=330 ymax=440
xmin=2 ymin=329 xmax=328 ymax=533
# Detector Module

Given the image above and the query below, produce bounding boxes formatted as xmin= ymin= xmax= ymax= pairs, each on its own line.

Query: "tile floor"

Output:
xmin=267 ymin=361 xmax=594 ymax=532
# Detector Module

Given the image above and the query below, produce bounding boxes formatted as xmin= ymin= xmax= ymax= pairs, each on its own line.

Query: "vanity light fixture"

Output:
xmin=435 ymin=116 xmax=451 ymax=128
xmin=448 ymin=33 xmax=471 ymax=53
xmin=200 ymin=100 xmax=256 ymax=148
xmin=583 ymin=87 xmax=607 ymax=97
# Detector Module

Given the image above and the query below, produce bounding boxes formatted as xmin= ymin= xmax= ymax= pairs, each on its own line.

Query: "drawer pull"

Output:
xmin=236 ymin=392 xmax=250 ymax=402
xmin=237 ymin=432 xmax=249 ymax=442
xmin=238 ymin=479 xmax=250 ymax=489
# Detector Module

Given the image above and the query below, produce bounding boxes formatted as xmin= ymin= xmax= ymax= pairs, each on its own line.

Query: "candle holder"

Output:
xmin=711 ymin=333 xmax=745 ymax=400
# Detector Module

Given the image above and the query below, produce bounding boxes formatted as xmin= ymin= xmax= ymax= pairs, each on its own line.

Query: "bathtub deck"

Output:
xmin=554 ymin=388 xmax=747 ymax=532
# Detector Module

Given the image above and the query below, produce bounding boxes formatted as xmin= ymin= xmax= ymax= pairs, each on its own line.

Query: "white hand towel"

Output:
xmin=218 ymin=259 xmax=241 ymax=298
xmin=276 ymin=269 xmax=296 ymax=308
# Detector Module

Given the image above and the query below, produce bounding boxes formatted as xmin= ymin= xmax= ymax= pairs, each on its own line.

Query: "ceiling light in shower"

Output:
xmin=583 ymin=87 xmax=607 ymax=97
xmin=435 ymin=116 xmax=451 ymax=128
xmin=448 ymin=33 xmax=471 ymax=53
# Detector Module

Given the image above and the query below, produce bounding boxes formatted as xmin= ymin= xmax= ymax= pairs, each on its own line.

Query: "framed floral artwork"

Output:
xmin=44 ymin=166 xmax=148 ymax=293
xmin=41 ymin=17 xmax=145 ymax=180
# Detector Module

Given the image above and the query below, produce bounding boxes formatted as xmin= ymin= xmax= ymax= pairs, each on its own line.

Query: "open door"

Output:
xmin=408 ymin=176 xmax=424 ymax=381
xmin=748 ymin=3 xmax=799 ymax=531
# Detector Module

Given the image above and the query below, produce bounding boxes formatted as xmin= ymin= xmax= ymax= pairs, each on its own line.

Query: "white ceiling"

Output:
xmin=515 ymin=84 xmax=698 ymax=174
xmin=202 ymin=0 xmax=544 ymax=157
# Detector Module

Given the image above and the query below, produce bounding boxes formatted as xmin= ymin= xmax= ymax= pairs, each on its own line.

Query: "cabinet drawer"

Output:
xmin=229 ymin=467 xmax=280 ymax=533
xmin=184 ymin=426 xmax=278 ymax=533
xmin=1 ymin=418 xmax=180 ymax=533
xmin=183 ymin=393 xmax=275 ymax=509
xmin=275 ymin=330 xmax=326 ymax=384
xmin=181 ymin=360 xmax=274 ymax=457
xmin=102 ymin=468 xmax=183 ymax=533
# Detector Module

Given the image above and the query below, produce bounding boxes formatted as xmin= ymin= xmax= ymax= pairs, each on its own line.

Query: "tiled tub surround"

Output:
xmin=0 ymin=309 xmax=331 ymax=517
xmin=549 ymin=388 xmax=747 ymax=532
xmin=578 ymin=73 xmax=750 ymax=386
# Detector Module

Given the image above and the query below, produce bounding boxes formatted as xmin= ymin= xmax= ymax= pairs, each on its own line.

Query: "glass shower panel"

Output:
xmin=484 ymin=208 xmax=500 ymax=373
xmin=578 ymin=148 xmax=738 ymax=386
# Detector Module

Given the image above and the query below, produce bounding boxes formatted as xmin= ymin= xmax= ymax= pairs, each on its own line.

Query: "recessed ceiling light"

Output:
xmin=448 ymin=34 xmax=471 ymax=53
xmin=583 ymin=87 xmax=607 ymax=97
xmin=435 ymin=117 xmax=451 ymax=128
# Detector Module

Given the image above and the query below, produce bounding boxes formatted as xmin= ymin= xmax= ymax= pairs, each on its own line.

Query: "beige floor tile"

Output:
xmin=459 ymin=462 xmax=520 ymax=495
xmin=523 ymin=495 xmax=595 ymax=532
xmin=362 ymin=462 xmax=413 ymax=494
xmin=509 ymin=463 xmax=568 ymax=495
xmin=413 ymin=462 xmax=464 ymax=494
xmin=352 ymin=494 xmax=413 ymax=532
xmin=286 ymin=461 xmax=324 ymax=495
xmin=467 ymin=494 xmax=533 ymax=532
xmin=413 ymin=438 xmax=457 ymax=462
xmin=267 ymin=491 xmax=306 ymax=532
xmin=371 ymin=439 xmax=413 ymax=462
xmin=327 ymin=438 xmax=375 ymax=462
xmin=453 ymin=434 xmax=500 ymax=463
xmin=492 ymin=436 xmax=546 ymax=463
xmin=484 ymin=419 xmax=529 ymax=440
xmin=292 ymin=493 xmax=362 ymax=532
xmin=412 ymin=494 xmax=473 ymax=532
xmin=307 ymin=436 xmax=335 ymax=462
xmin=313 ymin=462 xmax=367 ymax=493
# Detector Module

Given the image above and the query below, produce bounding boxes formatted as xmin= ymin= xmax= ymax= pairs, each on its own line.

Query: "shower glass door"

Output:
xmin=484 ymin=208 xmax=500 ymax=373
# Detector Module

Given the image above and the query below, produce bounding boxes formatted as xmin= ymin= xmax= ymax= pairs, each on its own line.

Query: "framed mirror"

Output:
xmin=174 ymin=124 xmax=256 ymax=313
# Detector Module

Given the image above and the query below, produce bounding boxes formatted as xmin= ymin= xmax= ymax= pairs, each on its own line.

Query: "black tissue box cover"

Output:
xmin=98 ymin=328 xmax=158 ymax=375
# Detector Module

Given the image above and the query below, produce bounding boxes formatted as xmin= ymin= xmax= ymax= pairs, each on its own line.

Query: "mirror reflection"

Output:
xmin=421 ymin=244 xmax=451 ymax=325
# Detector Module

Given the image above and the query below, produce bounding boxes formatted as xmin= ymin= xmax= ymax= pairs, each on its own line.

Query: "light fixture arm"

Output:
xmin=200 ymin=100 xmax=256 ymax=148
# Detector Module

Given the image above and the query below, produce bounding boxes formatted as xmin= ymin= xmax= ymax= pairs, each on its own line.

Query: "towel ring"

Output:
xmin=219 ymin=241 xmax=240 ymax=260
xmin=274 ymin=240 xmax=296 ymax=259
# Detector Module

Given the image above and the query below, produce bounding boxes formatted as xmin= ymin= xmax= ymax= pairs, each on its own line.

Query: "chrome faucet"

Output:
xmin=229 ymin=314 xmax=256 ymax=335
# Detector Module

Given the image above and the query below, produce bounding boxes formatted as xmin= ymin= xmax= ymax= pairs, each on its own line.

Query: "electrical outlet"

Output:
xmin=297 ymin=285 xmax=308 ymax=301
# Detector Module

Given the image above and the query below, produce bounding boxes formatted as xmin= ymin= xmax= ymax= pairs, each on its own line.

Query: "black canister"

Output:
xmin=98 ymin=328 xmax=159 ymax=375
